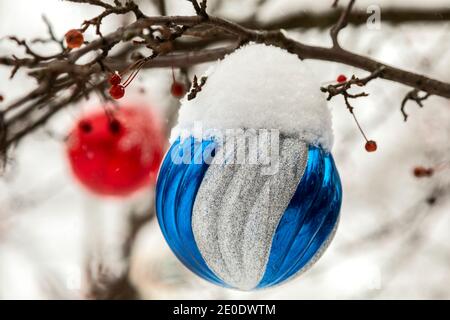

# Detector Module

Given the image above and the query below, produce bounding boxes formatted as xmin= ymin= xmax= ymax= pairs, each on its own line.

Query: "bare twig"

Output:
xmin=1 ymin=0 xmax=450 ymax=161
xmin=330 ymin=0 xmax=355 ymax=48
xmin=187 ymin=75 xmax=207 ymax=101
xmin=401 ymin=89 xmax=431 ymax=121
xmin=68 ymin=0 xmax=144 ymax=36
xmin=189 ymin=0 xmax=208 ymax=18
xmin=31 ymin=15 xmax=66 ymax=51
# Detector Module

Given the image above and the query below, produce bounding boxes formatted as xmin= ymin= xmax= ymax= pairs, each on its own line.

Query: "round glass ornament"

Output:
xmin=156 ymin=135 xmax=342 ymax=290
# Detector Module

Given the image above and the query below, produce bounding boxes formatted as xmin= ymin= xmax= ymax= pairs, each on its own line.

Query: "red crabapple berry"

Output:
xmin=365 ymin=140 xmax=377 ymax=152
xmin=350 ymin=110 xmax=375 ymax=153
xmin=171 ymin=81 xmax=186 ymax=98
xmin=65 ymin=29 xmax=84 ymax=49
xmin=337 ymin=74 xmax=347 ymax=83
xmin=413 ymin=166 xmax=434 ymax=178
xmin=109 ymin=72 xmax=122 ymax=86
xmin=110 ymin=85 xmax=125 ymax=100
xmin=170 ymin=67 xmax=186 ymax=98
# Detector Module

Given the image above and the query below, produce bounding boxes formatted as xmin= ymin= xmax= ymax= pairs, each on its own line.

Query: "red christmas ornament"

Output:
xmin=337 ymin=74 xmax=347 ymax=83
xmin=65 ymin=29 xmax=84 ymax=49
xmin=365 ymin=140 xmax=377 ymax=152
xmin=66 ymin=105 xmax=165 ymax=196
xmin=110 ymin=85 xmax=125 ymax=99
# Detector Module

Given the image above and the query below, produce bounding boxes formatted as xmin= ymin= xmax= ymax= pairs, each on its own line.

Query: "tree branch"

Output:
xmin=321 ymin=67 xmax=385 ymax=102
xmin=330 ymin=0 xmax=355 ymax=48
xmin=242 ymin=7 xmax=450 ymax=30
xmin=1 ymin=0 xmax=450 ymax=161
xmin=401 ymin=89 xmax=431 ymax=121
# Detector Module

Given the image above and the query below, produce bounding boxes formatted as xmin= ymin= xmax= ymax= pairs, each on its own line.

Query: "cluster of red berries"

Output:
xmin=65 ymin=28 xmax=187 ymax=101
xmin=109 ymin=72 xmax=125 ymax=100
xmin=107 ymin=58 xmax=151 ymax=100
xmin=65 ymin=29 xmax=84 ymax=49
xmin=413 ymin=166 xmax=434 ymax=178
xmin=107 ymin=65 xmax=187 ymax=100
xmin=335 ymin=73 xmax=378 ymax=153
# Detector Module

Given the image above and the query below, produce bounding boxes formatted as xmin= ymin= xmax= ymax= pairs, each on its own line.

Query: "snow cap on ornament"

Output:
xmin=172 ymin=43 xmax=333 ymax=150
xmin=156 ymin=43 xmax=342 ymax=290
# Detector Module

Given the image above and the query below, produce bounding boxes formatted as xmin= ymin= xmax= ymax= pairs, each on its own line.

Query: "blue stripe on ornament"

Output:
xmin=257 ymin=146 xmax=342 ymax=288
xmin=155 ymin=137 xmax=226 ymax=286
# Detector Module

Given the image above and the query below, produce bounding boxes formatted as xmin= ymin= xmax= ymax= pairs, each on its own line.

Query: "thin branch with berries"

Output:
xmin=321 ymin=67 xmax=385 ymax=101
xmin=320 ymin=67 xmax=385 ymax=152
xmin=1 ymin=0 xmax=450 ymax=161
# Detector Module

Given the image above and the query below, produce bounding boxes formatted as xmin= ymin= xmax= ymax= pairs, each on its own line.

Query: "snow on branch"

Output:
xmin=0 ymin=0 xmax=450 ymax=165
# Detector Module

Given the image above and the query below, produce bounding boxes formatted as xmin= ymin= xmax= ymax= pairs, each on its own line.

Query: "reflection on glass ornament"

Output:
xmin=156 ymin=44 xmax=343 ymax=290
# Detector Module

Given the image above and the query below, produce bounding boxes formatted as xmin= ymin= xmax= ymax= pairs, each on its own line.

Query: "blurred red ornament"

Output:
xmin=337 ymin=74 xmax=347 ymax=83
xmin=65 ymin=29 xmax=84 ymax=49
xmin=66 ymin=105 xmax=165 ymax=196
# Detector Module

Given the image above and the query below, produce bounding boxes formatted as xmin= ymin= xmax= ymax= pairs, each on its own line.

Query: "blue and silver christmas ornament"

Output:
xmin=156 ymin=44 xmax=342 ymax=290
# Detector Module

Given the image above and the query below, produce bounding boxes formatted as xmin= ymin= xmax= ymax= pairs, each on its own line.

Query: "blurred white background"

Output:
xmin=0 ymin=0 xmax=449 ymax=299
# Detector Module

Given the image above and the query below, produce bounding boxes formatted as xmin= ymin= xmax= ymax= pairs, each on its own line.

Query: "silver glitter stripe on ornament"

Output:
xmin=192 ymin=135 xmax=308 ymax=290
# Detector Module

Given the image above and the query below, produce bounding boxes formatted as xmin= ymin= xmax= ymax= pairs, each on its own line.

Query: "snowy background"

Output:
xmin=0 ymin=0 xmax=449 ymax=299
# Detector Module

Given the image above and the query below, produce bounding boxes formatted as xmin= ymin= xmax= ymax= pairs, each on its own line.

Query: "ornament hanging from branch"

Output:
xmin=156 ymin=44 xmax=342 ymax=290
xmin=66 ymin=104 xmax=164 ymax=197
